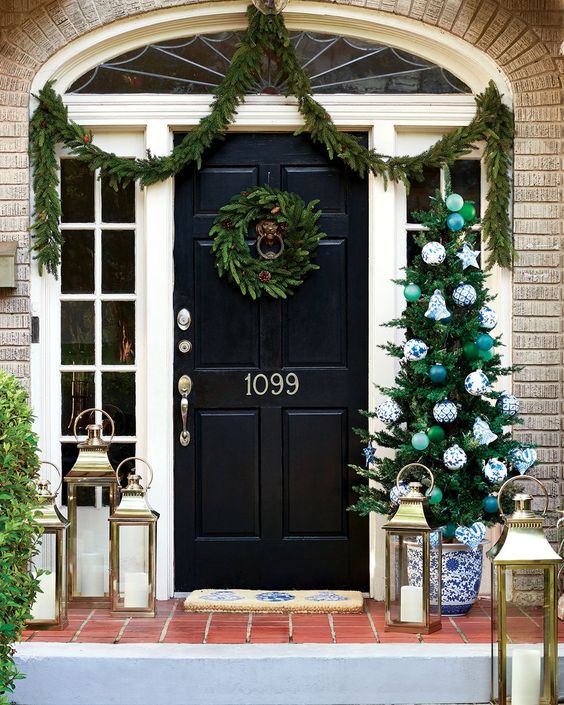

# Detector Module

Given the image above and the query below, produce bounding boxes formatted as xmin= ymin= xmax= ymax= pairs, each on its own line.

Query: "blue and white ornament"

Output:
xmin=455 ymin=522 xmax=486 ymax=551
xmin=433 ymin=399 xmax=458 ymax=424
xmin=452 ymin=283 xmax=477 ymax=307
xmin=464 ymin=369 xmax=490 ymax=396
xmin=425 ymin=289 xmax=451 ymax=321
xmin=363 ymin=445 xmax=376 ymax=467
xmin=483 ymin=458 xmax=508 ymax=483
xmin=510 ymin=447 xmax=537 ymax=474
xmin=456 ymin=243 xmax=480 ymax=270
xmin=390 ymin=482 xmax=410 ymax=506
xmin=443 ymin=444 xmax=467 ymax=470
xmin=497 ymin=393 xmax=520 ymax=416
xmin=478 ymin=306 xmax=497 ymax=330
xmin=472 ymin=417 xmax=498 ymax=445
xmin=376 ymin=399 xmax=401 ymax=425
xmin=421 ymin=241 xmax=446 ymax=266
xmin=404 ymin=338 xmax=428 ymax=361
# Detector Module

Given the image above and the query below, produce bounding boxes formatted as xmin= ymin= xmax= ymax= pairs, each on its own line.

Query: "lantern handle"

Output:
xmin=497 ymin=475 xmax=548 ymax=518
xmin=39 ymin=460 xmax=63 ymax=498
xmin=115 ymin=456 xmax=154 ymax=491
xmin=396 ymin=463 xmax=434 ymax=495
xmin=73 ymin=407 xmax=115 ymax=444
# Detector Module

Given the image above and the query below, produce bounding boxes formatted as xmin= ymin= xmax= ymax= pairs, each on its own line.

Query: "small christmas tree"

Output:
xmin=350 ymin=189 xmax=536 ymax=544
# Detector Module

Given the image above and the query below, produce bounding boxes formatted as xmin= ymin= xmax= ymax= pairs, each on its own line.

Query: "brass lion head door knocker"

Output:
xmin=256 ymin=219 xmax=285 ymax=260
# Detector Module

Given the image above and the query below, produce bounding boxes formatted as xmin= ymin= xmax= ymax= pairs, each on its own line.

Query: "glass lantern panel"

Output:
xmin=74 ymin=484 xmax=111 ymax=598
xmin=118 ymin=524 xmax=150 ymax=609
xmin=389 ymin=532 xmax=425 ymax=624
xmin=494 ymin=565 xmax=552 ymax=704
xmin=429 ymin=533 xmax=441 ymax=622
xmin=30 ymin=532 xmax=58 ymax=621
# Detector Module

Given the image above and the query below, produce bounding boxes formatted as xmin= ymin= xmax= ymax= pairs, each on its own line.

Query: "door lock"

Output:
xmin=177 ymin=308 xmax=191 ymax=331
xmin=178 ymin=375 xmax=192 ymax=446
xmin=178 ymin=339 xmax=192 ymax=354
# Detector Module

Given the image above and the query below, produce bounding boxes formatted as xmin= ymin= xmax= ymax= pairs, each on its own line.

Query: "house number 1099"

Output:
xmin=244 ymin=373 xmax=300 ymax=396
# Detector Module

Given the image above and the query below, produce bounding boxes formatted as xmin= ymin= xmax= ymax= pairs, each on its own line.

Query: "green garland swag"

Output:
xmin=210 ymin=187 xmax=324 ymax=299
xmin=29 ymin=5 xmax=514 ymax=276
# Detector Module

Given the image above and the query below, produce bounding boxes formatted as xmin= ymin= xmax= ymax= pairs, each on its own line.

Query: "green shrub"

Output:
xmin=0 ymin=371 xmax=40 ymax=703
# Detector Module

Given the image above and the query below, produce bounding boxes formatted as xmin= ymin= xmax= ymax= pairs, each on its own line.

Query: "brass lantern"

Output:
xmin=383 ymin=463 xmax=442 ymax=633
xmin=65 ymin=408 xmax=117 ymax=608
xmin=489 ymin=475 xmax=562 ymax=705
xmin=27 ymin=462 xmax=69 ymax=630
xmin=110 ymin=457 xmax=158 ymax=617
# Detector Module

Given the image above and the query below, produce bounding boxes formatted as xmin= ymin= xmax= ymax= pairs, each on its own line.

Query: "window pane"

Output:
xmin=61 ymin=160 xmax=94 ymax=222
xmin=101 ymin=176 xmax=135 ymax=223
xmin=61 ymin=371 xmax=95 ymax=435
xmin=61 ymin=230 xmax=94 ymax=294
xmin=67 ymin=33 xmax=471 ymax=96
xmin=450 ymin=160 xmax=481 ymax=216
xmin=407 ymin=167 xmax=440 ymax=220
xmin=102 ymin=301 xmax=135 ymax=365
xmin=61 ymin=301 xmax=95 ymax=365
xmin=102 ymin=230 xmax=135 ymax=293
xmin=103 ymin=373 xmax=136 ymax=436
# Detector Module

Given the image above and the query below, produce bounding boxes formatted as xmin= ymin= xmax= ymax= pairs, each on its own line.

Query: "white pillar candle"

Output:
xmin=511 ymin=649 xmax=541 ymax=705
xmin=31 ymin=572 xmax=56 ymax=621
xmin=80 ymin=552 xmax=104 ymax=597
xmin=400 ymin=585 xmax=424 ymax=622
xmin=123 ymin=571 xmax=149 ymax=609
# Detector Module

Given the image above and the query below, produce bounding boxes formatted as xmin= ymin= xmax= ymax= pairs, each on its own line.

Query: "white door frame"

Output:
xmin=29 ymin=2 xmax=513 ymax=600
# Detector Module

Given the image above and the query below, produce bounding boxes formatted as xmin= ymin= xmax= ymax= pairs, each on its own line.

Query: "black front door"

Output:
xmin=174 ymin=133 xmax=368 ymax=591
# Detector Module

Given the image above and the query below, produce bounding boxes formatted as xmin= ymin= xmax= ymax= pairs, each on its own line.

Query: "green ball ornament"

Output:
xmin=476 ymin=333 xmax=494 ymax=351
xmin=443 ymin=522 xmax=457 ymax=539
xmin=479 ymin=348 xmax=494 ymax=361
xmin=411 ymin=432 xmax=430 ymax=451
xmin=429 ymin=364 xmax=447 ymax=384
xmin=428 ymin=425 xmax=446 ymax=443
xmin=459 ymin=201 xmax=476 ymax=222
xmin=463 ymin=342 xmax=480 ymax=360
xmin=483 ymin=495 xmax=499 ymax=514
xmin=404 ymin=283 xmax=422 ymax=302
xmin=427 ymin=486 xmax=443 ymax=505
xmin=445 ymin=193 xmax=464 ymax=212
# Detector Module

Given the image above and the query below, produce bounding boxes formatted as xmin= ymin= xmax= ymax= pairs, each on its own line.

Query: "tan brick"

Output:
xmin=514 ymin=170 xmax=561 ymax=185
xmin=513 ymin=219 xmax=562 ymax=235
xmin=513 ymin=203 xmax=561 ymax=219
xmin=451 ymin=0 xmax=481 ymax=37
xmin=513 ymin=301 xmax=561 ymax=317
xmin=514 ymin=106 xmax=561 ymax=122
xmin=514 ymin=155 xmax=561 ymax=170
xmin=516 ymin=252 xmax=561 ymax=267
xmin=514 ymin=139 xmax=561 ymax=155
xmin=513 ymin=285 xmax=560 ymax=300
xmin=514 ymin=235 xmax=561 ymax=250
xmin=513 ymin=317 xmax=560 ymax=333
xmin=463 ymin=1 xmax=497 ymax=42
xmin=513 ymin=333 xmax=560 ymax=349
xmin=514 ymin=90 xmax=562 ymax=107
xmin=513 ymin=269 xmax=560 ymax=285
xmin=514 ymin=187 xmax=561 ymax=202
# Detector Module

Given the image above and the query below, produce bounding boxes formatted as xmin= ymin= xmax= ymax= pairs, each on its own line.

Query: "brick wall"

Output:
xmin=0 ymin=0 xmax=562 ymax=585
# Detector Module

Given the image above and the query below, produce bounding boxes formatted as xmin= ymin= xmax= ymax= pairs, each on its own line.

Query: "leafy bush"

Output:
xmin=0 ymin=371 xmax=39 ymax=702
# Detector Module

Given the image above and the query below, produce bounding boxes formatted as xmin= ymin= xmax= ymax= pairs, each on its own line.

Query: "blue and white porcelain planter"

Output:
xmin=407 ymin=542 xmax=483 ymax=616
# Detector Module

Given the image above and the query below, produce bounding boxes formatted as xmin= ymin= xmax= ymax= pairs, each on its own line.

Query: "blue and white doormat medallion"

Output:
xmin=184 ymin=589 xmax=364 ymax=613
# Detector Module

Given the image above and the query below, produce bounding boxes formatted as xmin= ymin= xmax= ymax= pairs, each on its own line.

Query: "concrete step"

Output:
xmin=12 ymin=642 xmax=564 ymax=705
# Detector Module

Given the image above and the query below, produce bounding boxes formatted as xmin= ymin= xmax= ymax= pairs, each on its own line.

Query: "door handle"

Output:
xmin=178 ymin=375 xmax=192 ymax=447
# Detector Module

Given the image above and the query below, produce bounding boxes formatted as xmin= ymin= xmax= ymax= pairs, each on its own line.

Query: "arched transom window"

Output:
xmin=68 ymin=31 xmax=471 ymax=95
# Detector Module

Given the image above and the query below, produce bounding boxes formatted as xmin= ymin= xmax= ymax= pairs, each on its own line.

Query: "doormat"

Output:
xmin=184 ymin=589 xmax=364 ymax=613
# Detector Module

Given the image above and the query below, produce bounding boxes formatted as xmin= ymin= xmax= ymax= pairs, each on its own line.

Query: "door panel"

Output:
xmin=174 ymin=132 xmax=368 ymax=591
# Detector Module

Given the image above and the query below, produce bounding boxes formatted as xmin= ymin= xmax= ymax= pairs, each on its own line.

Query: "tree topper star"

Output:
xmin=456 ymin=243 xmax=480 ymax=269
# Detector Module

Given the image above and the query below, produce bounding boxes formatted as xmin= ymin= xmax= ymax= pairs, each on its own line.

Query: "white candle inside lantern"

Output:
xmin=511 ymin=649 xmax=541 ymax=705
xmin=80 ymin=552 xmax=104 ymax=596
xmin=400 ymin=585 xmax=423 ymax=622
xmin=31 ymin=572 xmax=56 ymax=621
xmin=123 ymin=571 xmax=149 ymax=609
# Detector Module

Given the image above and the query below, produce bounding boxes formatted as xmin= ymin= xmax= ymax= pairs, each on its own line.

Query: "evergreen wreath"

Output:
xmin=209 ymin=186 xmax=324 ymax=299
xmin=29 ymin=5 xmax=514 ymax=277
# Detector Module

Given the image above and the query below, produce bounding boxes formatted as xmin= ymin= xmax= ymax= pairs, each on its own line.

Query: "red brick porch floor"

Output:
xmin=21 ymin=599 xmax=564 ymax=645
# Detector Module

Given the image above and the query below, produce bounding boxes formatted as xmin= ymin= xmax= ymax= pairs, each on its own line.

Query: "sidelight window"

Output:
xmin=59 ymin=159 xmax=138 ymax=490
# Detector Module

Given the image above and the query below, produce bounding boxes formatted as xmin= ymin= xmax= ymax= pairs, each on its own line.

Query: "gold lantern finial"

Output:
xmin=67 ymin=408 xmax=115 ymax=478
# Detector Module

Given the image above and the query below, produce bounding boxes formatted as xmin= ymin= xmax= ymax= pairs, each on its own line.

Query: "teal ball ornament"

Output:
xmin=429 ymin=364 xmax=447 ymax=384
xmin=427 ymin=486 xmax=443 ymax=505
xmin=443 ymin=522 xmax=457 ymax=539
xmin=459 ymin=202 xmax=476 ymax=222
xmin=483 ymin=495 xmax=499 ymax=514
xmin=411 ymin=432 xmax=430 ymax=451
xmin=476 ymin=333 xmax=494 ymax=351
xmin=404 ymin=283 xmax=422 ymax=302
xmin=447 ymin=212 xmax=465 ymax=231
xmin=479 ymin=348 xmax=494 ymax=361
xmin=428 ymin=425 xmax=445 ymax=443
xmin=445 ymin=193 xmax=464 ymax=212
